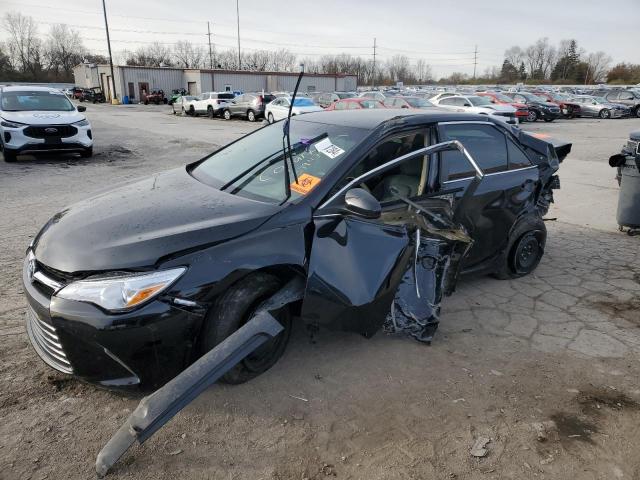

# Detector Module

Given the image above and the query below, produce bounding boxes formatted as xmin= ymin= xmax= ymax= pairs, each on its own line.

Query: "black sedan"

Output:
xmin=23 ymin=109 xmax=569 ymax=391
xmin=505 ymin=92 xmax=562 ymax=122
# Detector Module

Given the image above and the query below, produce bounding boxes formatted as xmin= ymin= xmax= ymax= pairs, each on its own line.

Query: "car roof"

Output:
xmin=0 ymin=85 xmax=63 ymax=93
xmin=295 ymin=108 xmax=490 ymax=129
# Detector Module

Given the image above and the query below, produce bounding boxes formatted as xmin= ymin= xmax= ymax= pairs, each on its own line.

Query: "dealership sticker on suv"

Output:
xmin=291 ymin=173 xmax=321 ymax=195
xmin=315 ymin=138 xmax=345 ymax=159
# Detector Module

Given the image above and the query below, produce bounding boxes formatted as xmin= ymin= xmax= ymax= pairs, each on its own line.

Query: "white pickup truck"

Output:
xmin=185 ymin=92 xmax=236 ymax=118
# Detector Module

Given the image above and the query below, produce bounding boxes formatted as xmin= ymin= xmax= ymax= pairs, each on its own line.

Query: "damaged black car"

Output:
xmin=23 ymin=109 xmax=570 ymax=392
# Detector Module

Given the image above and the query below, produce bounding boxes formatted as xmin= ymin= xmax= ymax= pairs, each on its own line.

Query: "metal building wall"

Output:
xmin=336 ymin=76 xmax=357 ymax=91
xmin=119 ymin=67 xmax=184 ymax=101
xmin=276 ymin=75 xmax=336 ymax=93
xmin=213 ymin=73 xmax=267 ymax=92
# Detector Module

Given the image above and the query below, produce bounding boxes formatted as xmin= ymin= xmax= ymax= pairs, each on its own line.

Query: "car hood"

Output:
xmin=1 ymin=110 xmax=86 ymax=125
xmin=33 ymin=167 xmax=281 ymax=273
xmin=484 ymin=104 xmax=516 ymax=113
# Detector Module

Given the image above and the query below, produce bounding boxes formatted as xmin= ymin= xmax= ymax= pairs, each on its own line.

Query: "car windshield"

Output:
xmin=337 ymin=92 xmax=356 ymax=99
xmin=191 ymin=119 xmax=369 ymax=204
xmin=293 ymin=98 xmax=315 ymax=106
xmin=405 ymin=97 xmax=434 ymax=108
xmin=522 ymin=93 xmax=547 ymax=102
xmin=593 ymin=97 xmax=607 ymax=103
xmin=493 ymin=93 xmax=513 ymax=102
xmin=1 ymin=91 xmax=75 ymax=112
xmin=361 ymin=100 xmax=384 ymax=108
xmin=468 ymin=96 xmax=492 ymax=106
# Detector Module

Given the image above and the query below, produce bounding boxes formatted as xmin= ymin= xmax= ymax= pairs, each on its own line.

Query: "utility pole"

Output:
xmin=207 ymin=21 xmax=213 ymax=69
xmin=473 ymin=44 xmax=478 ymax=80
xmin=371 ymin=37 xmax=376 ymax=88
xmin=101 ymin=0 xmax=117 ymax=100
xmin=236 ymin=0 xmax=241 ymax=70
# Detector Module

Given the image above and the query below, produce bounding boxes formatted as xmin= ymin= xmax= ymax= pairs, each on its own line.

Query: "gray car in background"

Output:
xmin=315 ymin=91 xmax=357 ymax=108
xmin=223 ymin=93 xmax=276 ymax=121
xmin=571 ymin=95 xmax=630 ymax=119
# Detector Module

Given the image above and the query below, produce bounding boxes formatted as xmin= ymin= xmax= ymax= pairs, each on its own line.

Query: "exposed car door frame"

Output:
xmin=304 ymin=140 xmax=484 ymax=337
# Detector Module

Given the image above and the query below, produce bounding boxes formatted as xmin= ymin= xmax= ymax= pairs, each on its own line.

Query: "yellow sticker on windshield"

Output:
xmin=291 ymin=173 xmax=321 ymax=195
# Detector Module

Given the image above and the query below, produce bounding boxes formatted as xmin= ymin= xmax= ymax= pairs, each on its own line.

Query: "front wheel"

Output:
xmin=223 ymin=109 xmax=232 ymax=120
xmin=526 ymin=110 xmax=538 ymax=122
xmin=599 ymin=109 xmax=610 ymax=119
xmin=247 ymin=109 xmax=256 ymax=122
xmin=493 ymin=216 xmax=547 ymax=280
xmin=267 ymin=112 xmax=274 ymax=124
xmin=207 ymin=106 xmax=214 ymax=119
xmin=2 ymin=148 xmax=17 ymax=163
xmin=199 ymin=272 xmax=292 ymax=384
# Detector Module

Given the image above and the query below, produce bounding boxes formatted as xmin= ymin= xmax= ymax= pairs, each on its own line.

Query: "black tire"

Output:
xmin=3 ymin=148 xmax=17 ymax=163
xmin=493 ymin=216 xmax=547 ymax=280
xmin=163 ymin=98 xmax=168 ymax=105
xmin=526 ymin=110 xmax=538 ymax=122
xmin=189 ymin=106 xmax=195 ymax=116
xmin=80 ymin=147 xmax=93 ymax=158
xmin=599 ymin=109 xmax=610 ymax=119
xmin=634 ymin=107 xmax=640 ymax=118
xmin=543 ymin=118 xmax=554 ymax=122
xmin=144 ymin=100 xmax=149 ymax=105
xmin=223 ymin=109 xmax=231 ymax=120
xmin=207 ymin=106 xmax=214 ymax=119
xmin=267 ymin=112 xmax=274 ymax=124
xmin=199 ymin=272 xmax=292 ymax=384
xmin=79 ymin=98 xmax=84 ymax=102
xmin=247 ymin=109 xmax=256 ymax=122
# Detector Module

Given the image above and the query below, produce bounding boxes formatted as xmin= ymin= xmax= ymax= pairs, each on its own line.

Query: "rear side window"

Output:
xmin=506 ymin=137 xmax=532 ymax=170
xmin=439 ymin=123 xmax=509 ymax=181
xmin=217 ymin=93 xmax=235 ymax=100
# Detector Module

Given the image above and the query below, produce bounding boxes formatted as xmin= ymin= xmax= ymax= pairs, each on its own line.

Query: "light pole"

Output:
xmin=101 ymin=0 xmax=117 ymax=100
xmin=236 ymin=0 xmax=241 ymax=69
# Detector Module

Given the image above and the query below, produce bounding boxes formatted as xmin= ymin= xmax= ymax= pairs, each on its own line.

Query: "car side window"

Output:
xmin=506 ymin=137 xmax=532 ymax=170
xmin=439 ymin=123 xmax=509 ymax=181
xmin=439 ymin=97 xmax=457 ymax=106
xmin=618 ymin=91 xmax=633 ymax=100
xmin=347 ymin=101 xmax=360 ymax=110
xmin=335 ymin=101 xmax=348 ymax=110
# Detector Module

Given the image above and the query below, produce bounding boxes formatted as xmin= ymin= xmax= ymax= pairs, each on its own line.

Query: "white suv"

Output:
xmin=0 ymin=86 xmax=93 ymax=162
xmin=187 ymin=91 xmax=236 ymax=118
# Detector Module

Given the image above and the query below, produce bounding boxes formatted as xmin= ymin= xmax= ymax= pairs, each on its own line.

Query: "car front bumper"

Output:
xmin=2 ymin=123 xmax=93 ymax=155
xmin=22 ymin=256 xmax=205 ymax=389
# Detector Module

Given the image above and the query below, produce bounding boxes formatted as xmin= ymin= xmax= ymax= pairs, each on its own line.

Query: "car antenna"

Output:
xmin=282 ymin=63 xmax=304 ymax=201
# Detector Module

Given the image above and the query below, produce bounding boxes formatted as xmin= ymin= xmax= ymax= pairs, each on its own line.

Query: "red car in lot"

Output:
xmin=477 ymin=92 xmax=530 ymax=122
xmin=325 ymin=98 xmax=385 ymax=110
xmin=533 ymin=91 xmax=581 ymax=118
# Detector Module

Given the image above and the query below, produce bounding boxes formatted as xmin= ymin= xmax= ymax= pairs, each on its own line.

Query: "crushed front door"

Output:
xmin=301 ymin=140 xmax=482 ymax=340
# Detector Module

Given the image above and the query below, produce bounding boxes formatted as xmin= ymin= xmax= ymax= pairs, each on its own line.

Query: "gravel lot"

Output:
xmin=1 ymin=105 xmax=639 ymax=480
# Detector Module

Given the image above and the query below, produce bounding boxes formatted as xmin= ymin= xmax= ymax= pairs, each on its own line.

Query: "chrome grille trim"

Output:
xmin=32 ymin=270 xmax=64 ymax=293
xmin=26 ymin=307 xmax=73 ymax=374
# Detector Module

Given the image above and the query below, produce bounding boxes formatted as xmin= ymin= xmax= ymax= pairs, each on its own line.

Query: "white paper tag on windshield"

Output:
xmin=315 ymin=138 xmax=345 ymax=159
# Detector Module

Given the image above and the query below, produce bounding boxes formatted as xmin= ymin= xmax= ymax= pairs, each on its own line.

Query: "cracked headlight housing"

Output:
xmin=55 ymin=267 xmax=186 ymax=312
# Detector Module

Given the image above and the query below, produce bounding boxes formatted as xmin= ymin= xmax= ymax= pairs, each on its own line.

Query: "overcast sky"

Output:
xmin=1 ymin=0 xmax=638 ymax=77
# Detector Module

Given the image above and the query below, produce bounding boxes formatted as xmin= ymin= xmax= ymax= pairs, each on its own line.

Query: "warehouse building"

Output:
xmin=73 ymin=64 xmax=358 ymax=103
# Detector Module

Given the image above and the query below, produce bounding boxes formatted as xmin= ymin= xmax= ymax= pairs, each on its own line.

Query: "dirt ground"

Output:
xmin=1 ymin=106 xmax=639 ymax=480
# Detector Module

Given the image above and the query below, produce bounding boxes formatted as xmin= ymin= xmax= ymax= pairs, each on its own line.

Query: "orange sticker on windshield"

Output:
xmin=291 ymin=173 xmax=321 ymax=195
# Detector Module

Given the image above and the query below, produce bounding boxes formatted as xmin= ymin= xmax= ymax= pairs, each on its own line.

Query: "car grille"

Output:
xmin=26 ymin=307 xmax=73 ymax=374
xmin=549 ymin=107 xmax=561 ymax=113
xmin=24 ymin=125 xmax=77 ymax=139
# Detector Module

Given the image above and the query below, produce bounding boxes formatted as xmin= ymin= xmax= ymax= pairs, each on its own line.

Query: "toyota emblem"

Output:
xmin=44 ymin=127 xmax=58 ymax=134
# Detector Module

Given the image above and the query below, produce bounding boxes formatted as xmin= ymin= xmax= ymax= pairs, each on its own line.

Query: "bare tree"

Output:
xmin=124 ymin=42 xmax=173 ymax=67
xmin=2 ymin=12 xmax=43 ymax=79
xmin=585 ymin=51 xmax=612 ymax=83
xmin=386 ymin=54 xmax=413 ymax=83
xmin=414 ymin=59 xmax=433 ymax=83
xmin=173 ymin=41 xmax=205 ymax=68
xmin=44 ymin=24 xmax=85 ymax=81
xmin=524 ymin=38 xmax=556 ymax=79
xmin=504 ymin=46 xmax=523 ymax=70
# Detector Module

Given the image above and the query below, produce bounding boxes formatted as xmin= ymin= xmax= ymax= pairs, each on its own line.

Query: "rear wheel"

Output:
xmin=199 ymin=272 xmax=292 ymax=384
xmin=599 ymin=109 xmax=610 ymax=119
xmin=267 ymin=112 xmax=274 ymax=124
xmin=247 ymin=109 xmax=256 ymax=122
xmin=207 ymin=106 xmax=214 ymax=119
xmin=223 ymin=109 xmax=232 ymax=120
xmin=526 ymin=110 xmax=538 ymax=122
xmin=493 ymin=216 xmax=547 ymax=279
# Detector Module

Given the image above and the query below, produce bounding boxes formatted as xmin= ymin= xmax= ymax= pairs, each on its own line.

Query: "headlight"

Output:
xmin=1 ymin=118 xmax=26 ymax=128
xmin=55 ymin=267 xmax=186 ymax=312
xmin=73 ymin=119 xmax=90 ymax=127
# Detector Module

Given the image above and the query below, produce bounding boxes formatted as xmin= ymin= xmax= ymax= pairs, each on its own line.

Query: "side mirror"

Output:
xmin=77 ymin=105 xmax=86 ymax=112
xmin=401 ymin=105 xmax=409 ymax=108
xmin=344 ymin=188 xmax=381 ymax=219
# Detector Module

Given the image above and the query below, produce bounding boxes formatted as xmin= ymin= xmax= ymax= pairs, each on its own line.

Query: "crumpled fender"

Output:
xmin=95 ymin=277 xmax=305 ymax=477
